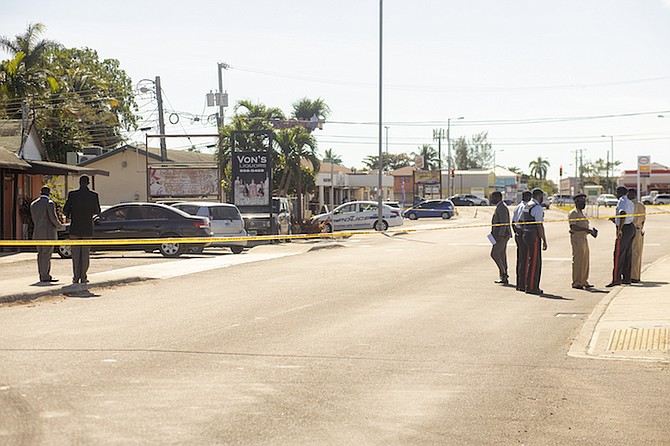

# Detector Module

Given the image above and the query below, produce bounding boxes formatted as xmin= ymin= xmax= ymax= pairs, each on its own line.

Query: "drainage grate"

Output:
xmin=607 ymin=328 xmax=669 ymax=351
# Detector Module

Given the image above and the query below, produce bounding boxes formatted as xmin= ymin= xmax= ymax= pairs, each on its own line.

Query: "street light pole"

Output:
xmin=377 ymin=0 xmax=384 ymax=229
xmin=601 ymin=135 xmax=614 ymax=192
xmin=447 ymin=117 xmax=464 ymax=197
xmin=433 ymin=128 xmax=444 ymax=198
xmin=217 ymin=62 xmax=229 ymax=128
xmin=153 ymin=76 xmax=167 ymax=162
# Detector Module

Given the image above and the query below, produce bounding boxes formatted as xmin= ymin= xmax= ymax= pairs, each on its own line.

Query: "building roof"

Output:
xmin=78 ymin=144 xmax=217 ymax=166
xmin=0 ymin=145 xmax=31 ymax=170
xmin=390 ymin=166 xmax=417 ymax=176
xmin=494 ymin=166 xmax=521 ymax=177
xmin=319 ymin=161 xmax=352 ymax=174
xmin=0 ymin=120 xmax=23 ymax=151
xmin=27 ymin=160 xmax=109 ymax=176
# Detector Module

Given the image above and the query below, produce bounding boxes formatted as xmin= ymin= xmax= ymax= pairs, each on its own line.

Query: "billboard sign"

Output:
xmin=231 ymin=151 xmax=271 ymax=208
xmin=148 ymin=167 xmax=219 ymax=198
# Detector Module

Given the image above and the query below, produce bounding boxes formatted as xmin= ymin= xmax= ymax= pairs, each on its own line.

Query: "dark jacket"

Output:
xmin=63 ymin=187 xmax=101 ymax=237
xmin=491 ymin=200 xmax=512 ymax=240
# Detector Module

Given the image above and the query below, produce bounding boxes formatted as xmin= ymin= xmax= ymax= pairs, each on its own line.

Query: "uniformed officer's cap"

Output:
xmin=574 ymin=194 xmax=586 ymax=200
xmin=521 ymin=190 xmax=532 ymax=199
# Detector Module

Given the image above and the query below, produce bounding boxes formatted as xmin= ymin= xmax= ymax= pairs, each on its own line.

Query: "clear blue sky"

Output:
xmin=3 ymin=0 xmax=670 ymax=182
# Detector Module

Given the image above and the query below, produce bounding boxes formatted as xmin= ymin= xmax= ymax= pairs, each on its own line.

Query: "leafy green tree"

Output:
xmin=362 ymin=152 xmax=412 ymax=171
xmin=412 ymin=144 xmax=438 ymax=170
xmin=453 ymin=132 xmax=493 ymax=170
xmin=529 ymin=156 xmax=550 ymax=180
xmin=275 ymin=126 xmax=319 ymax=220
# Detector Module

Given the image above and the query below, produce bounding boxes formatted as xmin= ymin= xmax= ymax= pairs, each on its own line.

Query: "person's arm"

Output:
xmin=47 ymin=201 xmax=62 ymax=230
xmin=63 ymin=192 xmax=72 ymax=219
xmin=538 ymin=223 xmax=548 ymax=250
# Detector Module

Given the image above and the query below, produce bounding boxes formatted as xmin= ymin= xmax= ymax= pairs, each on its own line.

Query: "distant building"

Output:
xmin=620 ymin=162 xmax=670 ymax=194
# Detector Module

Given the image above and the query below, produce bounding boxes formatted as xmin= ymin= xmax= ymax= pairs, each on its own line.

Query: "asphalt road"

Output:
xmin=1 ymin=206 xmax=669 ymax=445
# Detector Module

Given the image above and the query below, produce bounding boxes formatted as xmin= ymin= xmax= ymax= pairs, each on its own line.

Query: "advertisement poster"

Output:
xmin=232 ymin=151 xmax=271 ymax=207
xmin=149 ymin=167 xmax=219 ymax=198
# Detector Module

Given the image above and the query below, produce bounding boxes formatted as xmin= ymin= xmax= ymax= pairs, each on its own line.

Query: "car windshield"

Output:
xmin=209 ymin=206 xmax=241 ymax=220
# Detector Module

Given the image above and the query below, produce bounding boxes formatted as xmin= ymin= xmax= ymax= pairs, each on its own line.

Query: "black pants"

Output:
xmin=523 ymin=232 xmax=542 ymax=292
xmin=515 ymin=233 xmax=527 ymax=290
xmin=612 ymin=224 xmax=635 ymax=284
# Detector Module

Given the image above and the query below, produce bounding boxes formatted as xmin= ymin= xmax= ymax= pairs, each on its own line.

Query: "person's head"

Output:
xmin=616 ymin=186 xmax=628 ymax=199
xmin=574 ymin=193 xmax=586 ymax=210
xmin=40 ymin=186 xmax=50 ymax=196
xmin=532 ymin=188 xmax=544 ymax=203
xmin=490 ymin=190 xmax=502 ymax=205
xmin=521 ymin=190 xmax=532 ymax=203
xmin=79 ymin=175 xmax=90 ymax=188
xmin=627 ymin=188 xmax=637 ymax=200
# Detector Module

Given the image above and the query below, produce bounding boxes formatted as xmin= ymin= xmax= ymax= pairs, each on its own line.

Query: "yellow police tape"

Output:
xmin=1 ymin=209 xmax=667 ymax=247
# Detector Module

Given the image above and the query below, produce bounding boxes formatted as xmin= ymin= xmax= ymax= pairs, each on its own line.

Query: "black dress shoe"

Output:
xmin=622 ymin=281 xmax=632 ymax=285
xmin=494 ymin=279 xmax=509 ymax=284
xmin=525 ymin=289 xmax=543 ymax=295
xmin=606 ymin=282 xmax=621 ymax=288
xmin=631 ymin=279 xmax=640 ymax=284
xmin=584 ymin=284 xmax=594 ymax=288
xmin=572 ymin=284 xmax=584 ymax=290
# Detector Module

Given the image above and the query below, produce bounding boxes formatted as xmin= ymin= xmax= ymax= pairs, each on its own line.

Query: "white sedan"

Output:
xmin=171 ymin=202 xmax=247 ymax=254
xmin=311 ymin=201 xmax=404 ymax=232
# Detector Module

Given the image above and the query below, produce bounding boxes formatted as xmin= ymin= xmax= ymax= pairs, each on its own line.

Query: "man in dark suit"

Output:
xmin=30 ymin=186 xmax=63 ymax=283
xmin=63 ymin=176 xmax=101 ymax=285
xmin=490 ymin=190 xmax=512 ymax=284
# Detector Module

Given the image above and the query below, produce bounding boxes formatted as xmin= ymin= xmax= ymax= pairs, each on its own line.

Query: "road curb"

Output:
xmin=0 ymin=277 xmax=150 ymax=305
xmin=567 ymin=254 xmax=670 ymax=361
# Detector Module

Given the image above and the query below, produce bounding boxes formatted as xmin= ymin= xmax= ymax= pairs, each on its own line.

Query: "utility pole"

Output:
xmin=154 ymin=76 xmax=167 ymax=162
xmin=433 ymin=128 xmax=444 ymax=198
xmin=217 ymin=63 xmax=230 ymax=128
xmin=579 ymin=150 xmax=584 ymax=193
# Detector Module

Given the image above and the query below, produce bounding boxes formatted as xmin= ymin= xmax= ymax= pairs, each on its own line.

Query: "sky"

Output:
xmin=3 ymin=0 xmax=670 ymax=184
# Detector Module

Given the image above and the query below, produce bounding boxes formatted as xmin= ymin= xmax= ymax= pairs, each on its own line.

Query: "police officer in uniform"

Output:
xmin=512 ymin=190 xmax=532 ymax=291
xmin=521 ymin=188 xmax=547 ymax=295
xmin=568 ymin=194 xmax=596 ymax=289
xmin=607 ymin=186 xmax=635 ymax=287
xmin=627 ymin=188 xmax=645 ymax=283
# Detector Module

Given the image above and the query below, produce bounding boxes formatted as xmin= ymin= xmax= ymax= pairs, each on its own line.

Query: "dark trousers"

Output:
xmin=491 ymin=236 xmax=510 ymax=280
xmin=37 ymin=245 xmax=54 ymax=281
xmin=515 ymin=233 xmax=528 ymax=290
xmin=523 ymin=232 xmax=542 ymax=292
xmin=612 ymin=224 xmax=635 ymax=284
xmin=70 ymin=236 xmax=92 ymax=283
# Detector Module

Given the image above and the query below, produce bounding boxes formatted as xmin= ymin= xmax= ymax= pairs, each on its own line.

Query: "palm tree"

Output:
xmin=0 ymin=22 xmax=57 ymax=117
xmin=275 ymin=127 xmax=319 ymax=220
xmin=323 ymin=148 xmax=342 ymax=164
xmin=529 ymin=157 xmax=550 ymax=180
xmin=412 ymin=144 xmax=439 ymax=170
xmin=291 ymin=97 xmax=330 ymax=130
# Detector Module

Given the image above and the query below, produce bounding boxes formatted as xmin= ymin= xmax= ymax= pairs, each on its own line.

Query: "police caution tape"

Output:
xmin=0 ymin=210 xmax=667 ymax=247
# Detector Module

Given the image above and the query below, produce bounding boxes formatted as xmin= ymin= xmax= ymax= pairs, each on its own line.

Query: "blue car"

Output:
xmin=403 ymin=199 xmax=455 ymax=220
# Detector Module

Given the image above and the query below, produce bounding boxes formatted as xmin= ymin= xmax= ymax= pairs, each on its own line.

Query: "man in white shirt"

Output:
xmin=512 ymin=190 xmax=532 ymax=291
xmin=607 ymin=186 xmax=636 ymax=287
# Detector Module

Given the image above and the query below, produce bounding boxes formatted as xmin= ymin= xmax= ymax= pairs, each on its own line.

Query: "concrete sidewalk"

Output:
xmin=0 ymin=241 xmax=342 ymax=305
xmin=570 ymin=254 xmax=670 ymax=363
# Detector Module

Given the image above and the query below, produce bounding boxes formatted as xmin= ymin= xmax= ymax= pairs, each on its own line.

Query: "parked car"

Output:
xmin=57 ymin=202 xmax=212 ymax=259
xmin=453 ymin=194 xmax=489 ymax=206
xmin=550 ymin=194 xmax=575 ymax=206
xmin=383 ymin=201 xmax=402 ymax=211
xmin=171 ymin=202 xmax=247 ymax=254
xmin=652 ymin=194 xmax=670 ymax=205
xmin=241 ymin=197 xmax=292 ymax=236
xmin=311 ymin=201 xmax=403 ymax=232
xmin=449 ymin=195 xmax=475 ymax=206
xmin=641 ymin=190 xmax=658 ymax=205
xmin=596 ymin=194 xmax=619 ymax=207
xmin=403 ymin=199 xmax=455 ymax=220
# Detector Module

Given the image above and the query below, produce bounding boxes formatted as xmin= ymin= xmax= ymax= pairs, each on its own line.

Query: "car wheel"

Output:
xmin=468 ymin=201 xmax=474 ymax=206
xmin=373 ymin=220 xmax=389 ymax=231
xmin=441 ymin=212 xmax=451 ymax=219
xmin=231 ymin=246 xmax=244 ymax=254
xmin=189 ymin=246 xmax=204 ymax=254
xmin=57 ymin=244 xmax=72 ymax=259
xmin=408 ymin=213 xmax=418 ymax=220
xmin=158 ymin=235 xmax=183 ymax=258
xmin=323 ymin=222 xmax=333 ymax=233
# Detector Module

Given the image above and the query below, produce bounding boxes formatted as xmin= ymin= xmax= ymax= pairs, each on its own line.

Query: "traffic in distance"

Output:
xmin=54 ymin=193 xmax=669 ymax=257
